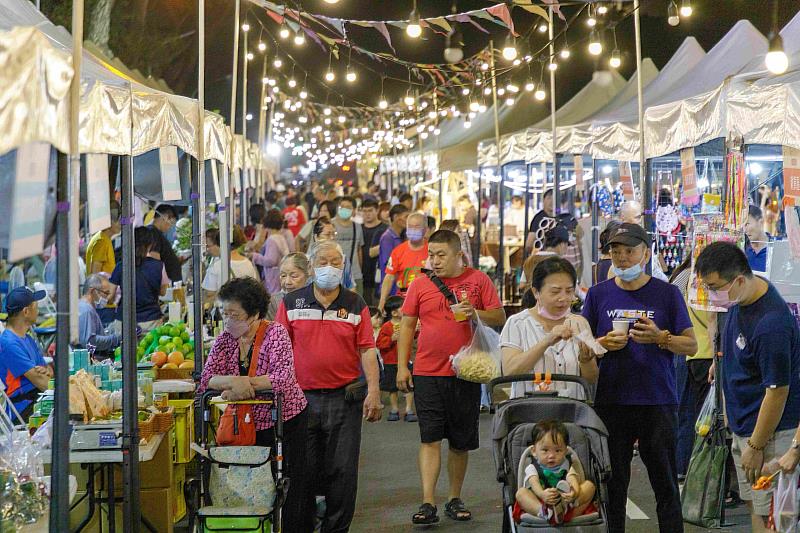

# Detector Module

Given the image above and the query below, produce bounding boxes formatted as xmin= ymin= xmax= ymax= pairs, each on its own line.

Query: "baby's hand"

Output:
xmin=562 ymin=490 xmax=576 ymax=504
xmin=543 ymin=488 xmax=561 ymax=506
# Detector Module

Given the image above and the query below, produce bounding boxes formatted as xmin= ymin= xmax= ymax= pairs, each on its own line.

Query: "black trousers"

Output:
xmin=256 ymin=408 xmax=313 ymax=533
xmin=304 ymin=389 xmax=363 ymax=533
xmin=595 ymin=405 xmax=683 ymax=533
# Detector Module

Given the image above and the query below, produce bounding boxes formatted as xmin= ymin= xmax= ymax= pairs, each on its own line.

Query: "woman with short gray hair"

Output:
xmin=265 ymin=252 xmax=312 ymax=320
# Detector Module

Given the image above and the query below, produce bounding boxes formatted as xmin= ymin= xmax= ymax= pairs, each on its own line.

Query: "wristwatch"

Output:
xmin=791 ymin=438 xmax=800 ymax=451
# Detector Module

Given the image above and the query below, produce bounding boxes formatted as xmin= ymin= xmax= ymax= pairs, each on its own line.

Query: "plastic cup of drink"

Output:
xmin=450 ymin=304 xmax=468 ymax=322
xmin=612 ymin=319 xmax=630 ymax=334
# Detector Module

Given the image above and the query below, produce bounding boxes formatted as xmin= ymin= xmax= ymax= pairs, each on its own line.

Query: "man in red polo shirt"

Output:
xmin=276 ymin=240 xmax=383 ymax=532
xmin=397 ymin=229 xmax=506 ymax=526
xmin=378 ymin=212 xmax=429 ymax=311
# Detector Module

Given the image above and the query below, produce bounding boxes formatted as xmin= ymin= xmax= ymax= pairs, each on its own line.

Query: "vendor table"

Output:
xmin=41 ymin=433 xmax=166 ymax=532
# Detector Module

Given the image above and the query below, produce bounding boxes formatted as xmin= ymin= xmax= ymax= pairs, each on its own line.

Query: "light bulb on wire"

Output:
xmin=462 ymin=87 xmax=470 ymax=96
xmin=273 ymin=57 xmax=282 ymax=68
xmin=299 ymin=89 xmax=308 ymax=99
xmin=538 ymin=23 xmax=548 ymax=33
xmin=766 ymin=33 xmax=789 ymax=74
xmin=560 ymin=47 xmax=571 ymax=60
xmin=609 ymin=49 xmax=621 ymax=69
xmin=597 ymin=3 xmax=608 ymax=14
xmin=502 ymin=34 xmax=518 ymax=61
xmin=444 ymin=21 xmax=464 ymax=63
xmin=525 ymin=79 xmax=535 ymax=92
xmin=346 ymin=69 xmax=356 ymax=82
xmin=241 ymin=23 xmax=250 ymax=32
xmin=246 ymin=52 xmax=254 ymax=61
xmin=667 ymin=1 xmax=680 ymax=26
xmin=288 ymin=78 xmax=297 ymax=88
xmin=679 ymin=0 xmax=693 ymax=17
xmin=407 ymin=0 xmax=422 ymax=38
xmin=257 ymin=42 xmax=266 ymax=52
xmin=325 ymin=70 xmax=335 ymax=82
xmin=534 ymin=85 xmax=546 ymax=101
xmin=323 ymin=0 xmax=339 ymax=3
xmin=505 ymin=97 xmax=515 ymax=106
xmin=404 ymin=93 xmax=415 ymax=107
xmin=294 ymin=32 xmax=306 ymax=46
xmin=548 ymin=60 xmax=558 ymax=71
xmin=588 ymin=30 xmax=603 ymax=56
xmin=279 ymin=25 xmax=290 ymax=39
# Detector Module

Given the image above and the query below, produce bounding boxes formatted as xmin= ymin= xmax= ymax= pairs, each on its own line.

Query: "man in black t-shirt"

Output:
xmin=149 ymin=204 xmax=182 ymax=283
xmin=360 ymin=199 xmax=387 ymax=306
xmin=526 ymin=188 xmax=556 ymax=253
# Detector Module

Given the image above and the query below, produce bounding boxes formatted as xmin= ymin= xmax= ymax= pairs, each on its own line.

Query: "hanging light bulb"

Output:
xmin=462 ymin=87 xmax=470 ymax=96
xmin=588 ymin=30 xmax=603 ymax=56
xmin=273 ymin=57 xmax=282 ymax=68
xmin=609 ymin=49 xmax=621 ymax=69
xmin=667 ymin=1 xmax=680 ymax=26
xmin=346 ymin=69 xmax=356 ymax=82
xmin=338 ymin=115 xmax=346 ymax=123
xmin=404 ymin=93 xmax=415 ymax=107
xmin=241 ymin=22 xmax=250 ymax=32
xmin=246 ymin=52 xmax=254 ymax=61
xmin=475 ymin=78 xmax=483 ymax=86
xmin=323 ymin=0 xmax=339 ymax=3
xmin=525 ymin=79 xmax=535 ymax=92
xmin=497 ymin=87 xmax=506 ymax=96
xmin=538 ymin=23 xmax=548 ymax=33
xmin=483 ymin=87 xmax=492 ymax=95
xmin=325 ymin=70 xmax=335 ymax=82
xmin=548 ymin=60 xmax=558 ymax=71
xmin=587 ymin=16 xmax=597 ymax=27
xmin=324 ymin=117 xmax=332 ymax=125
xmin=469 ymin=101 xmax=480 ymax=112
xmin=323 ymin=107 xmax=332 ymax=116
xmin=378 ymin=98 xmax=388 ymax=109
xmin=257 ymin=42 xmax=266 ymax=52
xmin=463 ymin=120 xmax=472 ymax=129
xmin=279 ymin=24 xmax=290 ymax=39
xmin=597 ymin=3 xmax=609 ymax=15
xmin=294 ymin=32 xmax=306 ymax=46
xmin=560 ymin=47 xmax=571 ymax=60
xmin=766 ymin=33 xmax=789 ymax=74
xmin=444 ymin=23 xmax=464 ymax=64
xmin=479 ymin=104 xmax=487 ymax=113
xmin=679 ymin=0 xmax=693 ymax=17
xmin=299 ymin=89 xmax=308 ymax=99
xmin=505 ymin=97 xmax=515 ymax=106
xmin=407 ymin=0 xmax=422 ymax=38
xmin=502 ymin=34 xmax=518 ymax=61
xmin=288 ymin=78 xmax=297 ymax=88
xmin=534 ymin=85 xmax=546 ymax=101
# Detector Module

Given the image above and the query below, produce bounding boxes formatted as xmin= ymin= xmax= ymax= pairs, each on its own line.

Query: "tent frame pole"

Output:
xmin=550 ymin=7 xmax=560 ymax=215
xmin=241 ymin=32 xmax=249 ymax=228
xmin=193 ymin=0 xmax=206 ymax=373
xmin=489 ymin=39 xmax=503 ymax=298
xmin=223 ymin=0 xmax=240 ymax=284
xmin=634 ymin=0 xmax=647 ymax=217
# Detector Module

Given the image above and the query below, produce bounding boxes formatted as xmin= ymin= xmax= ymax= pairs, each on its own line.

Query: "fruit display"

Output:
xmin=136 ymin=322 xmax=195 ymax=363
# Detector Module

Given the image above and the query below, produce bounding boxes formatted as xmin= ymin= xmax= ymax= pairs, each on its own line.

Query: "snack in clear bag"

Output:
xmin=695 ymin=382 xmax=716 ymax=436
xmin=450 ymin=316 xmax=501 ymax=384
xmin=772 ymin=469 xmax=799 ymax=533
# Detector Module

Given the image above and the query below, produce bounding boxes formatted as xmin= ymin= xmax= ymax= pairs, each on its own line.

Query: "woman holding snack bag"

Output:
xmin=501 ymin=257 xmax=600 ymax=400
xmin=396 ymin=229 xmax=505 ymax=526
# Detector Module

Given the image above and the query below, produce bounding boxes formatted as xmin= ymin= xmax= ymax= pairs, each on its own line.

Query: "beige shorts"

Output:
xmin=731 ymin=429 xmax=795 ymax=516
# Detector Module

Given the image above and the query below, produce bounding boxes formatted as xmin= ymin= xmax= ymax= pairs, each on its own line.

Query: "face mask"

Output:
xmin=314 ymin=265 xmax=344 ymax=290
xmin=707 ymin=278 xmax=740 ymax=309
xmin=537 ymin=303 xmax=570 ymax=321
xmin=165 ymin=225 xmax=177 ymax=243
xmin=338 ymin=207 xmax=353 ymax=220
xmin=224 ymin=317 xmax=252 ymax=339
xmin=611 ymin=263 xmax=643 ymax=282
xmin=407 ymin=228 xmax=425 ymax=242
xmin=96 ymin=296 xmax=108 ymax=309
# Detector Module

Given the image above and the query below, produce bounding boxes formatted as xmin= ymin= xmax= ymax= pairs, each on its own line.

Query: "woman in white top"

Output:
xmin=202 ymin=226 xmax=259 ymax=303
xmin=500 ymin=256 xmax=599 ymax=400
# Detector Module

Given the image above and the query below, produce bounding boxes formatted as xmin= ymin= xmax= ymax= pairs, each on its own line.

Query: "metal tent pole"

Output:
xmin=193 ymin=0 xmax=206 ymax=372
xmin=257 ymin=53 xmax=268 ymax=202
xmin=223 ymin=0 xmax=240 ymax=284
xmin=634 ymin=0 xmax=646 ymax=215
xmin=489 ymin=40 xmax=503 ymax=296
xmin=523 ymin=164 xmax=532 ymax=261
xmin=591 ymin=159 xmax=600 ymax=267
xmin=549 ymin=8 xmax=559 ymax=214
xmin=241 ymin=31 xmax=249 ymax=228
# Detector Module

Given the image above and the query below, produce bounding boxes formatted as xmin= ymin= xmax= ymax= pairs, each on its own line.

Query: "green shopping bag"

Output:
xmin=681 ymin=424 xmax=728 ymax=527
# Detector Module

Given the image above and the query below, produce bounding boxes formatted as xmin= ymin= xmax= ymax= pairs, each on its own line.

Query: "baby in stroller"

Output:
xmin=515 ymin=420 xmax=596 ymax=525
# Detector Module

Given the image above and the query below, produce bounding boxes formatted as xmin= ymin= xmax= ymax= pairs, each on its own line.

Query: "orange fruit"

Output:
xmin=167 ymin=351 xmax=184 ymax=366
xmin=179 ymin=361 xmax=194 ymax=370
xmin=161 ymin=363 xmax=178 ymax=370
xmin=151 ymin=351 xmax=167 ymax=367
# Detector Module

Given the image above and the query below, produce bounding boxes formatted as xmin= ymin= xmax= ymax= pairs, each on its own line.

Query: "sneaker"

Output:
xmin=387 ymin=411 xmax=400 ymax=422
xmin=404 ymin=412 xmax=418 ymax=422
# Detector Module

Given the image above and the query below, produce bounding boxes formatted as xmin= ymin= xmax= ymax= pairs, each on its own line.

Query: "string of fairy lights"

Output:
xmin=236 ymin=0 xmax=790 ymax=170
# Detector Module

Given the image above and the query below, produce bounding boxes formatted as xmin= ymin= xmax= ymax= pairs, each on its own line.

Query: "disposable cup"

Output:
xmin=450 ymin=304 xmax=468 ymax=322
xmin=612 ymin=319 xmax=630 ymax=334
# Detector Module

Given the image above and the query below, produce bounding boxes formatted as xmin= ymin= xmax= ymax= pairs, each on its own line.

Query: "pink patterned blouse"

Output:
xmin=198 ymin=321 xmax=307 ymax=430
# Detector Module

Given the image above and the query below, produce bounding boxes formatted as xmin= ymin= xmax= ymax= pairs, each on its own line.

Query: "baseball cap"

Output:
xmin=5 ymin=286 xmax=46 ymax=314
xmin=606 ymin=223 xmax=651 ymax=248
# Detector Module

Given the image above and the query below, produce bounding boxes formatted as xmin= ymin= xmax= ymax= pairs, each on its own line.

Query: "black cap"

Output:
xmin=606 ymin=223 xmax=651 ymax=248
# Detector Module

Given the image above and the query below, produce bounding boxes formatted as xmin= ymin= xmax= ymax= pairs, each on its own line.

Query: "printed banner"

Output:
xmin=9 ymin=142 xmax=50 ymax=262
xmin=573 ymin=155 xmax=583 ymax=187
xmin=784 ymin=145 xmax=800 ymax=202
xmin=159 ymin=145 xmax=182 ymax=201
xmin=619 ymin=161 xmax=634 ymax=200
xmin=86 ymin=153 xmax=111 ymax=234
xmin=680 ymin=147 xmax=699 ymax=205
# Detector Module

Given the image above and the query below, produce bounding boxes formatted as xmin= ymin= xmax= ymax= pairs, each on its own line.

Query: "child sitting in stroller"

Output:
xmin=515 ymin=420 xmax=597 ymax=525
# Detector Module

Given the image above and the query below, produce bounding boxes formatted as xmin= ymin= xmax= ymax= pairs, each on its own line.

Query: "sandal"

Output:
xmin=387 ymin=411 xmax=400 ymax=422
xmin=412 ymin=503 xmax=439 ymax=525
xmin=444 ymin=498 xmax=472 ymax=521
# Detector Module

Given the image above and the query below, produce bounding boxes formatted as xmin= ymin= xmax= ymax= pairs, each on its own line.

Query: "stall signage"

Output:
xmin=784 ymin=146 xmax=800 ymax=201
xmin=87 ymin=153 xmax=111 ymax=234
xmin=619 ymin=161 xmax=634 ymax=200
xmin=159 ymin=145 xmax=182 ymax=201
xmin=9 ymin=142 xmax=50 ymax=262
xmin=680 ymin=147 xmax=699 ymax=205
xmin=574 ymin=155 xmax=584 ymax=187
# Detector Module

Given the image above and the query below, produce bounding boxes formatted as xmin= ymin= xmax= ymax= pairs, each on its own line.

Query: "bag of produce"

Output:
xmin=772 ymin=469 xmax=799 ymax=533
xmin=450 ymin=316 xmax=501 ymax=384
xmin=695 ymin=382 xmax=716 ymax=437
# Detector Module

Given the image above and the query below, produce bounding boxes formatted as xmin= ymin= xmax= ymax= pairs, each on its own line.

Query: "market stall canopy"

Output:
xmin=0 ymin=0 xmax=233 ymax=163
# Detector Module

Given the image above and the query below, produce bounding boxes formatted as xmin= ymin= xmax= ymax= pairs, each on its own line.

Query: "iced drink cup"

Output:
xmin=612 ymin=319 xmax=630 ymax=334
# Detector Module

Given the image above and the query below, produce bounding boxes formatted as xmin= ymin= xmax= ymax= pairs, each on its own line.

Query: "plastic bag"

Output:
xmin=772 ymin=469 xmax=800 ymax=533
xmin=450 ymin=316 xmax=501 ymax=384
xmin=695 ymin=382 xmax=715 ymax=436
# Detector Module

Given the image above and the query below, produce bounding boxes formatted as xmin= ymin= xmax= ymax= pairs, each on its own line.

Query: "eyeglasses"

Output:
xmin=220 ymin=311 xmax=248 ymax=321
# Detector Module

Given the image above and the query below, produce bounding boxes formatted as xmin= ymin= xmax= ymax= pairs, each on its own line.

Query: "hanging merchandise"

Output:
xmin=784 ymin=145 xmax=800 ymax=204
xmin=680 ymin=147 xmax=699 ymax=206
xmin=724 ymin=151 xmax=748 ymax=229
xmin=612 ymin=186 xmax=624 ymax=213
xmin=655 ymin=171 xmax=686 ymax=273
xmin=688 ymin=214 xmax=744 ymax=312
xmin=595 ymin=183 xmax=614 ymax=217
xmin=619 ymin=161 xmax=634 ymax=200
xmin=574 ymin=155 xmax=584 ymax=187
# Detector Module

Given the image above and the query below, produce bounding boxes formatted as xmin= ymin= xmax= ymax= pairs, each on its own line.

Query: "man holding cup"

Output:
xmin=581 ymin=223 xmax=697 ymax=533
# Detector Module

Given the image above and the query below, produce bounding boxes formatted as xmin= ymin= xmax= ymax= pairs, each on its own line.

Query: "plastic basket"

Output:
xmin=168 ymin=399 xmax=195 ymax=463
xmin=173 ymin=463 xmax=186 ymax=523
xmin=202 ymin=516 xmax=270 ymax=532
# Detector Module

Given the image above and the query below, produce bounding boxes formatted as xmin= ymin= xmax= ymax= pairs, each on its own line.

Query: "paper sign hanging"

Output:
xmin=159 ymin=146 xmax=182 ymax=201
xmin=619 ymin=161 xmax=634 ymax=200
xmin=211 ymin=162 xmax=221 ymax=204
xmin=784 ymin=146 xmax=800 ymax=202
xmin=9 ymin=142 xmax=50 ymax=262
xmin=86 ymin=153 xmax=111 ymax=234
xmin=222 ymin=166 xmax=230 ymax=195
xmin=573 ymin=155 xmax=584 ymax=187
xmin=680 ymin=147 xmax=699 ymax=205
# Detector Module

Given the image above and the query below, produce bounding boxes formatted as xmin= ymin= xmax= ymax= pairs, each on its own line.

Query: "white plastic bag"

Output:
xmin=695 ymin=382 xmax=715 ymax=436
xmin=450 ymin=316 xmax=501 ymax=384
xmin=772 ymin=469 xmax=800 ymax=533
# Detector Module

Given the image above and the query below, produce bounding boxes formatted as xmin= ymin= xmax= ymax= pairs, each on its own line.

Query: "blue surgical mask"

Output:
xmin=165 ymin=224 xmax=177 ymax=243
xmin=96 ymin=296 xmax=109 ymax=309
xmin=612 ymin=263 xmax=643 ymax=282
xmin=314 ymin=266 xmax=344 ymax=290
xmin=407 ymin=228 xmax=425 ymax=242
xmin=338 ymin=207 xmax=353 ymax=220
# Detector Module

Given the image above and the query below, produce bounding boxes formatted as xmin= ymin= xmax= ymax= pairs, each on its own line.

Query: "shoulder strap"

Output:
xmin=349 ymin=222 xmax=357 ymax=262
xmin=248 ymin=320 xmax=271 ymax=377
xmin=422 ymin=269 xmax=458 ymax=305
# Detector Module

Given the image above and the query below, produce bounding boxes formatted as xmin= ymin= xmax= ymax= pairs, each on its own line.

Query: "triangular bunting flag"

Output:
xmin=542 ymin=0 xmax=565 ymax=21
xmin=451 ymin=13 xmax=489 ymax=34
xmin=486 ymin=4 xmax=517 ymax=36
xmin=427 ymin=17 xmax=451 ymax=33
xmin=265 ymin=10 xmax=284 ymax=25
xmin=374 ymin=22 xmax=396 ymax=53
xmin=518 ymin=3 xmax=550 ymax=21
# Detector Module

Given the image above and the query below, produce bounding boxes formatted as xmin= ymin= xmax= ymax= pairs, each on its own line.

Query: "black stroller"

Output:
xmin=490 ymin=374 xmax=611 ymax=533
xmin=187 ymin=389 xmax=287 ymax=532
